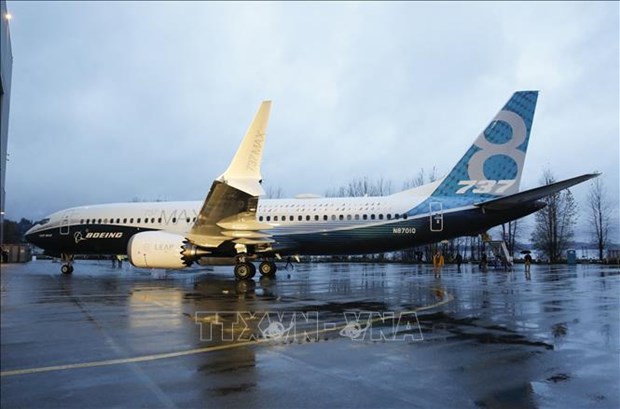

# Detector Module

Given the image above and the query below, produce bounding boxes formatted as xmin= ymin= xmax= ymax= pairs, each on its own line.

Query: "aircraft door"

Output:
xmin=430 ymin=202 xmax=443 ymax=232
xmin=60 ymin=212 xmax=72 ymax=235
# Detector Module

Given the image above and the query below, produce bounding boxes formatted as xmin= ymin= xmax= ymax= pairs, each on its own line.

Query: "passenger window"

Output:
xmin=371 ymin=214 xmax=376 ymax=220
xmin=186 ymin=218 xmax=190 ymax=223
xmin=290 ymin=216 xmax=294 ymax=221
xmin=299 ymin=215 xmax=304 ymax=221
xmin=80 ymin=219 xmax=84 ymax=224
xmin=355 ymin=215 xmax=360 ymax=220
xmin=339 ymin=215 xmax=344 ymax=221
xmin=104 ymin=218 xmax=108 ymax=224
xmin=157 ymin=218 xmax=161 ymax=223
xmin=98 ymin=219 xmax=102 ymax=224
xmin=266 ymin=216 xmax=271 ymax=221
xmin=314 ymin=215 xmax=319 ymax=221
xmin=347 ymin=215 xmax=352 ymax=220
xmin=123 ymin=218 xmax=127 ymax=223
xmin=144 ymin=219 xmax=148 ymax=224
xmin=395 ymin=214 xmax=400 ymax=220
xmin=259 ymin=216 xmax=264 ymax=222
xmin=306 ymin=215 xmax=310 ymax=221
xmin=379 ymin=214 xmax=383 ymax=220
xmin=387 ymin=214 xmax=391 ymax=220
xmin=403 ymin=214 xmax=408 ymax=219
xmin=172 ymin=217 xmax=176 ymax=223
xmin=137 ymin=218 xmax=141 ymax=223
xmin=363 ymin=215 xmax=368 ymax=220
xmin=331 ymin=215 xmax=336 ymax=221
xmin=130 ymin=218 xmax=134 ymax=223
xmin=274 ymin=216 xmax=279 ymax=221
xmin=116 ymin=218 xmax=120 ymax=223
xmin=323 ymin=215 xmax=328 ymax=221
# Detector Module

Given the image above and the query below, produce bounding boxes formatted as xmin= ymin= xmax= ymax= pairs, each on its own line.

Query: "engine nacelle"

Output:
xmin=128 ymin=231 xmax=195 ymax=270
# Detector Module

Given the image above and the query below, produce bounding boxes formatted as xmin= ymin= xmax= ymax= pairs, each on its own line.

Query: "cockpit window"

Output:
xmin=36 ymin=218 xmax=50 ymax=225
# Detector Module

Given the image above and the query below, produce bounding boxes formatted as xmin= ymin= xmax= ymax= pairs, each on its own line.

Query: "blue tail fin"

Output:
xmin=431 ymin=91 xmax=538 ymax=198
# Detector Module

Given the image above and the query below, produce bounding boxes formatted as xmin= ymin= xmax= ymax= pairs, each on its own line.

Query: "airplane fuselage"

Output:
xmin=26 ymin=194 xmax=544 ymax=259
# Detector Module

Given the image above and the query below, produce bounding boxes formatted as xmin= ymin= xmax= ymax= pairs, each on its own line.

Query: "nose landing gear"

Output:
xmin=60 ymin=253 xmax=74 ymax=274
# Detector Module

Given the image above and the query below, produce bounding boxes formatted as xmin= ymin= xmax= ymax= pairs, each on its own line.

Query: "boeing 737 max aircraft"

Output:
xmin=26 ymin=91 xmax=597 ymax=279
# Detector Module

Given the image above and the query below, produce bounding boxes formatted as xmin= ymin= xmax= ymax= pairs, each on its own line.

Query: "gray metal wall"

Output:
xmin=0 ymin=0 xmax=13 ymax=245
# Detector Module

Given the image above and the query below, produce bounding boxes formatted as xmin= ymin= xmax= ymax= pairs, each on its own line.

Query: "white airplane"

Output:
xmin=26 ymin=91 xmax=597 ymax=279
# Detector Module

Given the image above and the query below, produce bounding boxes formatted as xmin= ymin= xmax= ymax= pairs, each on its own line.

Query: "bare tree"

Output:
xmin=587 ymin=177 xmax=611 ymax=261
xmin=326 ymin=177 xmax=392 ymax=198
xmin=265 ymin=185 xmax=283 ymax=199
xmin=530 ymin=169 xmax=578 ymax=263
xmin=403 ymin=167 xmax=437 ymax=189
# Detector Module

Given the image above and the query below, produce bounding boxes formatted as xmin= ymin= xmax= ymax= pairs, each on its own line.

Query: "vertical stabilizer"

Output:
xmin=431 ymin=91 xmax=538 ymax=198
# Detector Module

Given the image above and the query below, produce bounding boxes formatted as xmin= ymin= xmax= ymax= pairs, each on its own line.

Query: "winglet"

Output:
xmin=218 ymin=101 xmax=272 ymax=196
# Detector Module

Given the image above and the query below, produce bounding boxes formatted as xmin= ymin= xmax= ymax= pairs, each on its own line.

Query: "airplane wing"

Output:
xmin=187 ymin=101 xmax=274 ymax=250
xmin=475 ymin=173 xmax=599 ymax=211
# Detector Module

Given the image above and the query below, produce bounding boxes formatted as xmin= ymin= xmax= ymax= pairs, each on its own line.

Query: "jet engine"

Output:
xmin=127 ymin=231 xmax=207 ymax=269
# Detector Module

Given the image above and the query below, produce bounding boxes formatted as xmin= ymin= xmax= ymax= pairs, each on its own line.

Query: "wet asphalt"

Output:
xmin=1 ymin=260 xmax=618 ymax=409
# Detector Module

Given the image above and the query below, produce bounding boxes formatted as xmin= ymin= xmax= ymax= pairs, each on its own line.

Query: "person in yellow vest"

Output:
xmin=433 ymin=250 xmax=444 ymax=277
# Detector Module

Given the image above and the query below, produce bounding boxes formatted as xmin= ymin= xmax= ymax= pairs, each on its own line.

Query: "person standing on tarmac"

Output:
xmin=433 ymin=250 xmax=444 ymax=278
xmin=524 ymin=253 xmax=532 ymax=280
xmin=455 ymin=253 xmax=463 ymax=272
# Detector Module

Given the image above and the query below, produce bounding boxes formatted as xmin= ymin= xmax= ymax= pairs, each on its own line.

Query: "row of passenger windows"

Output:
xmin=258 ymin=213 xmax=408 ymax=222
xmin=79 ymin=213 xmax=408 ymax=226
xmin=80 ymin=217 xmax=198 ymax=225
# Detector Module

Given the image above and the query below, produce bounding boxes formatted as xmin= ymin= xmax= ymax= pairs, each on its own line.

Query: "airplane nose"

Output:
xmin=24 ymin=226 xmax=39 ymax=245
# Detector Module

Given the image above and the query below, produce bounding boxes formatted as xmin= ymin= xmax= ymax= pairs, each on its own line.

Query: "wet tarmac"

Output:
xmin=1 ymin=260 xmax=619 ymax=408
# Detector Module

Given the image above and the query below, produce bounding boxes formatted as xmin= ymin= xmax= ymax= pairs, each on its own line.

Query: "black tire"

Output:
xmin=234 ymin=262 xmax=255 ymax=280
xmin=248 ymin=262 xmax=257 ymax=278
xmin=259 ymin=261 xmax=277 ymax=277
xmin=61 ymin=264 xmax=72 ymax=275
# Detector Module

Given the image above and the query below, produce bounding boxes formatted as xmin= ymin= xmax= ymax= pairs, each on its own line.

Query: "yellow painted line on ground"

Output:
xmin=1 ymin=289 xmax=453 ymax=378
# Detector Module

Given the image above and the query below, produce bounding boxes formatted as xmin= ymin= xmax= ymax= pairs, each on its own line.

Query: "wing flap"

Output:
xmin=186 ymin=233 xmax=230 ymax=248
xmin=233 ymin=238 xmax=275 ymax=245
xmin=221 ymin=230 xmax=272 ymax=239
xmin=476 ymin=173 xmax=598 ymax=210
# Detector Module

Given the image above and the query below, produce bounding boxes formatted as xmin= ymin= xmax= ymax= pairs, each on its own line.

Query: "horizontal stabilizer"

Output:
xmin=475 ymin=173 xmax=599 ymax=210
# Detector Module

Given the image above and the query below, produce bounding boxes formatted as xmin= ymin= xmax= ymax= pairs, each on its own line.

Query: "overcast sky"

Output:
xmin=4 ymin=1 xmax=619 ymax=241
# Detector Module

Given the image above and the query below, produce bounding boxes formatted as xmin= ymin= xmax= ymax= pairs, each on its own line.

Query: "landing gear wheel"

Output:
xmin=61 ymin=264 xmax=73 ymax=275
xmin=259 ymin=261 xmax=277 ymax=277
xmin=234 ymin=262 xmax=256 ymax=280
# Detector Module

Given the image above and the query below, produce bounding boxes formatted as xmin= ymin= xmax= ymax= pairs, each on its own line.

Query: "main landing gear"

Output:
xmin=258 ymin=260 xmax=277 ymax=277
xmin=234 ymin=262 xmax=256 ymax=280
xmin=233 ymin=259 xmax=278 ymax=280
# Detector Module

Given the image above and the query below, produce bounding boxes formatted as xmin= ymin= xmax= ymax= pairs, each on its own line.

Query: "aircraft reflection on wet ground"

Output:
xmin=1 ymin=260 xmax=618 ymax=408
